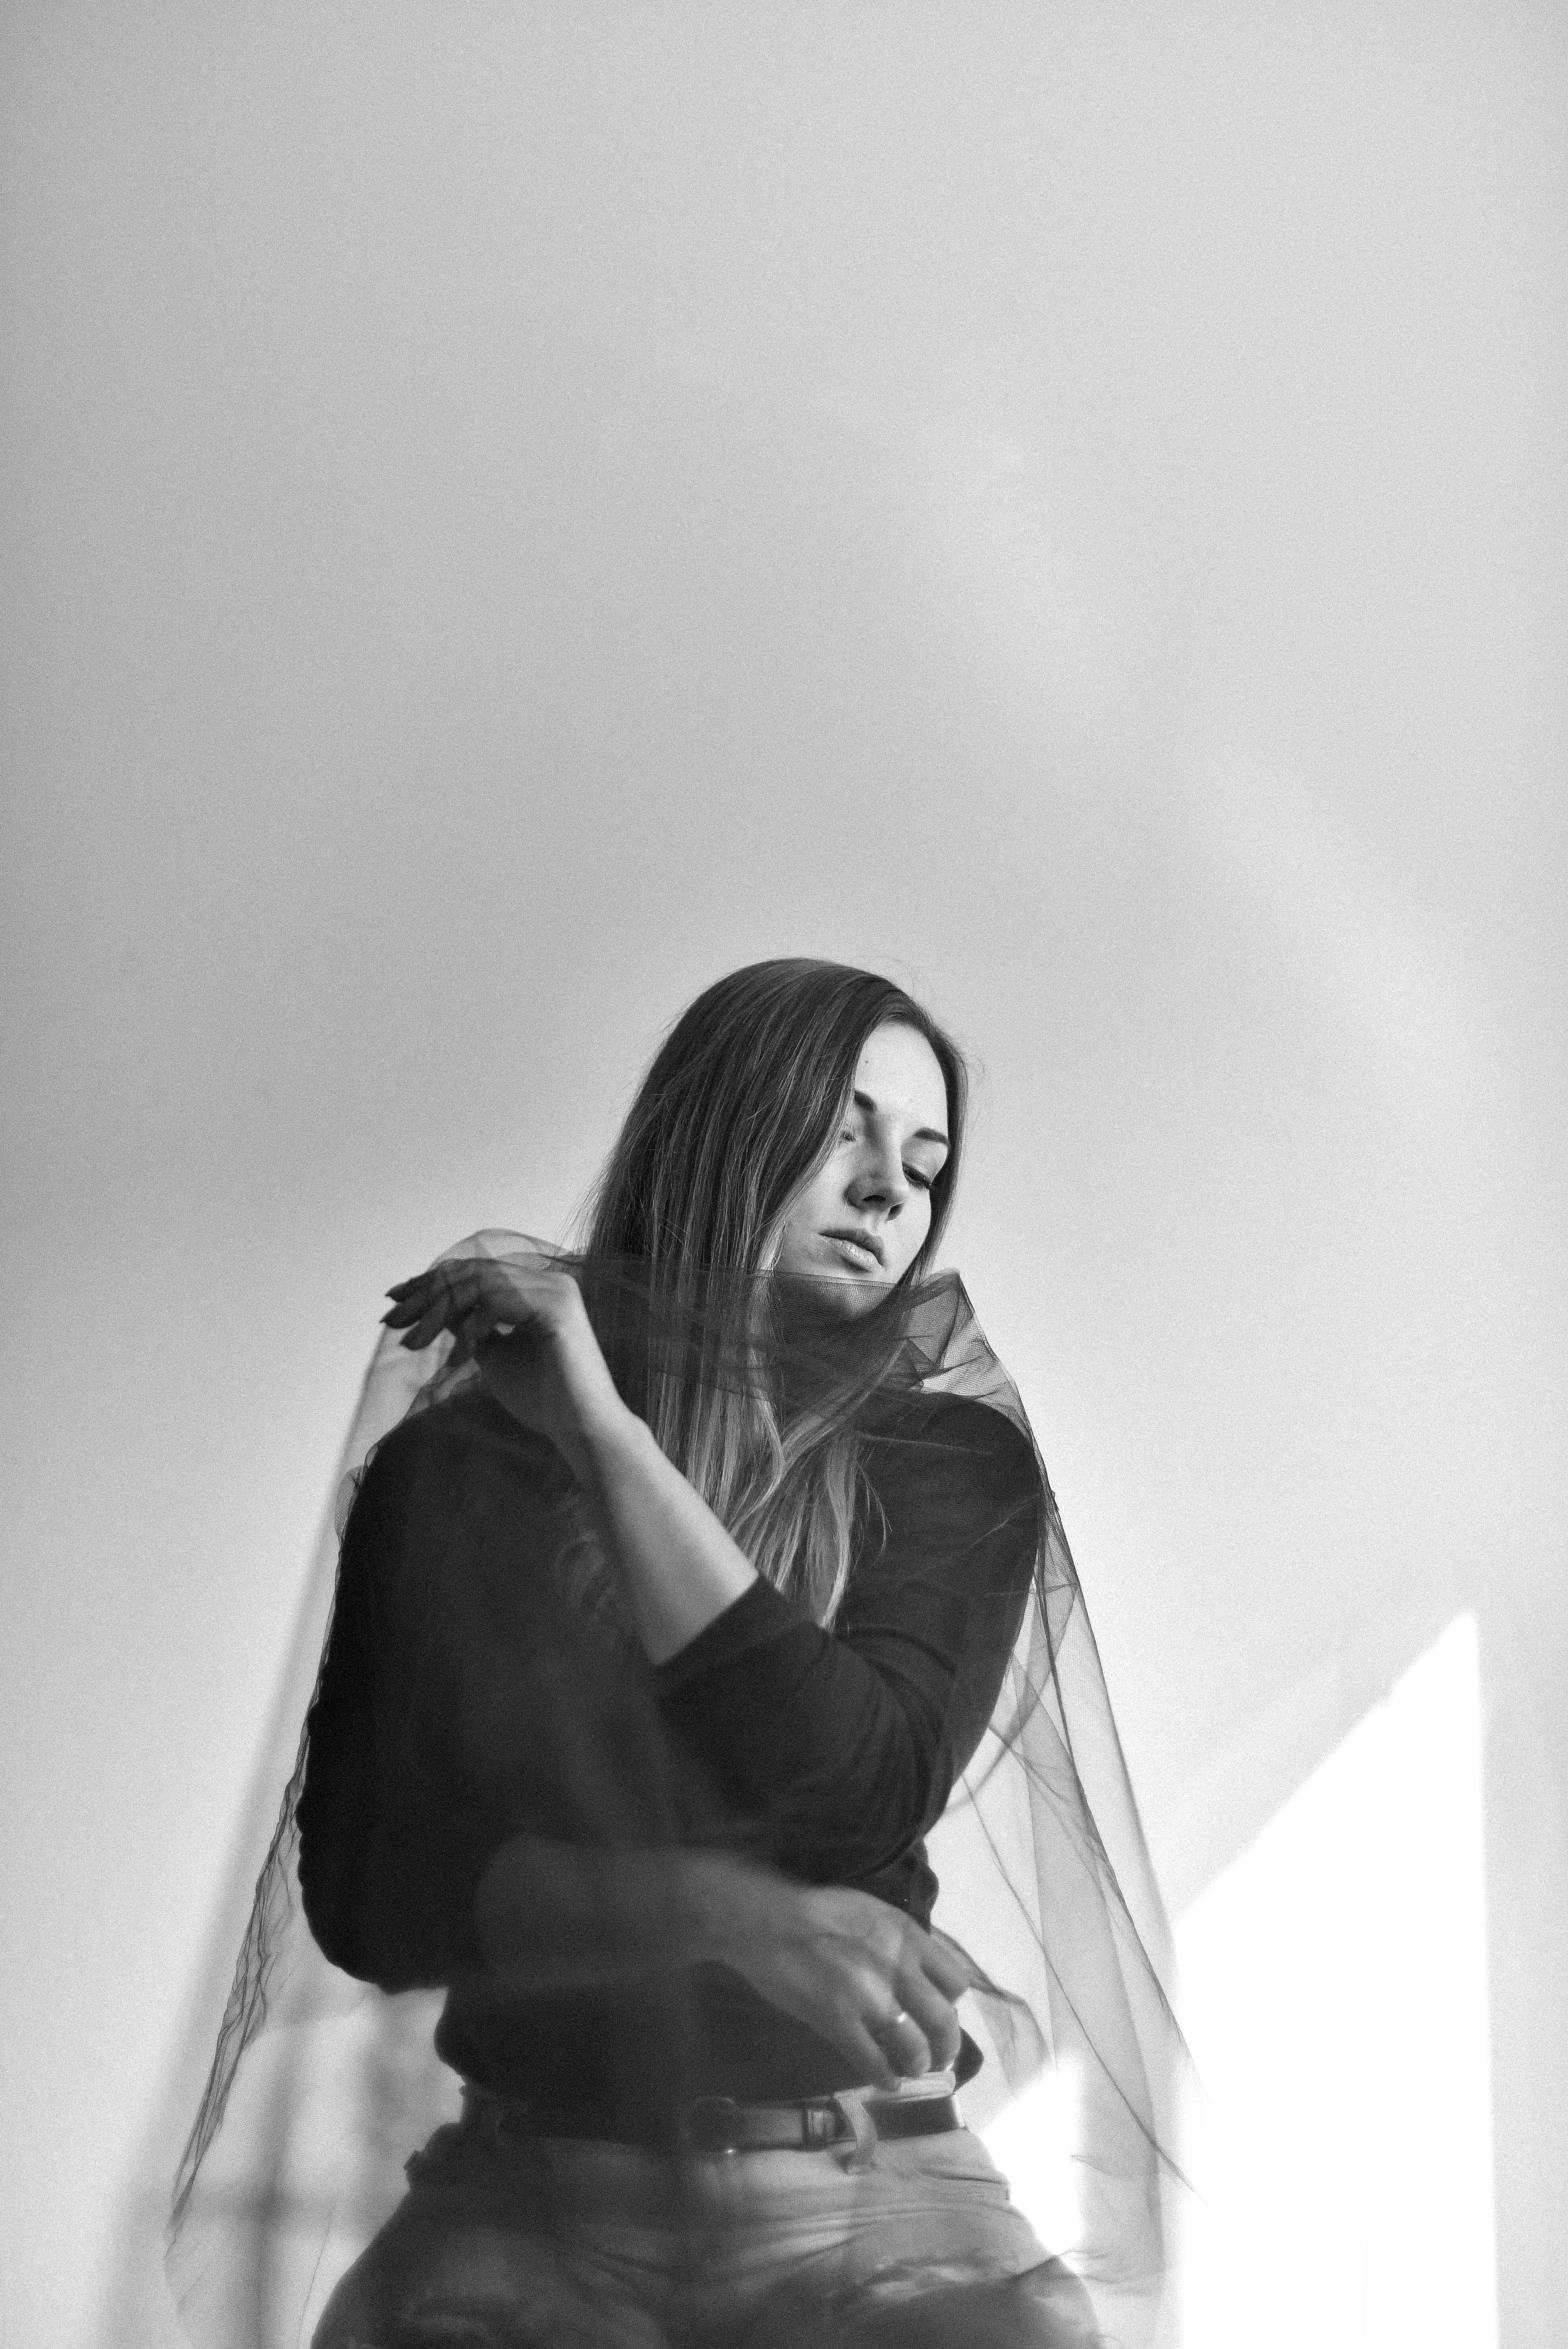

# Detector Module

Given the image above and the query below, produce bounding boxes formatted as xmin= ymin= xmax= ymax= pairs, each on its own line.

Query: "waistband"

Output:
xmin=461 ymin=2073 xmax=963 ymax=2167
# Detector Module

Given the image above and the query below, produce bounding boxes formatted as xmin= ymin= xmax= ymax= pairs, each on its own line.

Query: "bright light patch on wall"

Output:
xmin=1175 ymin=1613 xmax=1496 ymax=2348
xmin=980 ymin=2056 xmax=1081 ymax=2258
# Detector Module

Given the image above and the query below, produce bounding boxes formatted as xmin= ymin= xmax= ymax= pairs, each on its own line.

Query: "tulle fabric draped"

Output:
xmin=133 ymin=1236 xmax=1191 ymax=2347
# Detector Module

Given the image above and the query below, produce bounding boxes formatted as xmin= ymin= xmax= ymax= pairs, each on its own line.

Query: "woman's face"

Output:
xmin=772 ymin=1022 xmax=952 ymax=1310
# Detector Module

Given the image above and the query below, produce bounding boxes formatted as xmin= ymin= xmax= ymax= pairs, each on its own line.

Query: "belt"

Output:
xmin=462 ymin=2081 xmax=962 ymax=2164
xmin=682 ymin=2089 xmax=961 ymax=2159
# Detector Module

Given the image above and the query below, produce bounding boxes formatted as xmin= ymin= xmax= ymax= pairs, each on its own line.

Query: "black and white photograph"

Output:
xmin=3 ymin=8 xmax=1563 ymax=2346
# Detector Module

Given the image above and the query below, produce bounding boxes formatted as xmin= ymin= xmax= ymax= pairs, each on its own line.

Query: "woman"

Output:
xmin=170 ymin=961 xmax=1186 ymax=2349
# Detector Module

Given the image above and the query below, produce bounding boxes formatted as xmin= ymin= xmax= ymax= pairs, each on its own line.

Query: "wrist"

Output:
xmin=566 ymin=1392 xmax=654 ymax=1486
xmin=676 ymin=1851 xmax=770 ymax=1967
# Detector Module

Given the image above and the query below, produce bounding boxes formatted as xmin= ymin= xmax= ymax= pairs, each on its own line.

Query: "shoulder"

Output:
xmin=861 ymin=1391 xmax=1041 ymax=1527
xmin=341 ymin=1385 xmax=570 ymax=1580
xmin=865 ymin=1387 xmax=1037 ymax=1470
xmin=359 ymin=1383 xmax=565 ymax=1497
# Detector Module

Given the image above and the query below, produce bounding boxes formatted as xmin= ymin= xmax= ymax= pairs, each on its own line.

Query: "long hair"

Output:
xmin=579 ymin=960 xmax=968 ymax=1624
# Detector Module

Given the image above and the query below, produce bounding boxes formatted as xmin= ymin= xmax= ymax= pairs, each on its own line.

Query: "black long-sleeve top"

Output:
xmin=296 ymin=1382 xmax=1040 ymax=2125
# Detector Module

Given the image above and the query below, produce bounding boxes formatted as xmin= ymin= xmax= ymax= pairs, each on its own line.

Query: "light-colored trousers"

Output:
xmin=313 ymin=2106 xmax=1102 ymax=2348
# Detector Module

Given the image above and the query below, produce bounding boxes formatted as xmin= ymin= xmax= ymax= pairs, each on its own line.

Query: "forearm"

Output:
xmin=574 ymin=1405 xmax=759 ymax=1666
xmin=465 ymin=1296 xmax=758 ymax=1666
xmin=472 ymin=1832 xmax=966 ymax=2086
xmin=472 ymin=1834 xmax=754 ymax=1986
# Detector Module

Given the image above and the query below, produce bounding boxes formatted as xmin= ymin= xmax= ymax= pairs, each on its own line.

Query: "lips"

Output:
xmin=823 ymin=1228 xmax=886 ymax=1269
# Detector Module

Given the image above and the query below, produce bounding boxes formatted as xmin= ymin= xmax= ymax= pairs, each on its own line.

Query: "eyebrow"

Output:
xmin=851 ymin=1089 xmax=949 ymax=1149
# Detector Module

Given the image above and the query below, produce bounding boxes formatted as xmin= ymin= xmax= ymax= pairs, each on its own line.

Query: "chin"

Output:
xmin=814 ymin=1256 xmax=907 ymax=1317
xmin=814 ymin=1278 xmax=886 ymax=1321
xmin=773 ymin=1261 xmax=886 ymax=1322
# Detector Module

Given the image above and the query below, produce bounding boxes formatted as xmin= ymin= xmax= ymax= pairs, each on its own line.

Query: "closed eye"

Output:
xmin=839 ymin=1125 xmax=939 ymax=1191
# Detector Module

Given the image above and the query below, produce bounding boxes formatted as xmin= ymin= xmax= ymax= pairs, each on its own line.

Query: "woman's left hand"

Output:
xmin=692 ymin=1866 xmax=971 ymax=2089
xmin=382 ymin=1255 xmax=626 ymax=1475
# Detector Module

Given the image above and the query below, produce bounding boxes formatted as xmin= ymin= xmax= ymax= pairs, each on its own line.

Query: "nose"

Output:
xmin=848 ymin=1134 xmax=911 ymax=1213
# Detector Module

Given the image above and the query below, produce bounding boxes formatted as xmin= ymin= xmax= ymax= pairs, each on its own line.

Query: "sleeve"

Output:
xmin=296 ymin=1398 xmax=655 ymax=1991
xmin=651 ymin=1398 xmax=1041 ymax=1884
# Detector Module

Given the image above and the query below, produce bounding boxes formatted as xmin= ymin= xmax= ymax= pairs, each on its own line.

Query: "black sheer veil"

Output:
xmin=119 ymin=1233 xmax=1195 ymax=2347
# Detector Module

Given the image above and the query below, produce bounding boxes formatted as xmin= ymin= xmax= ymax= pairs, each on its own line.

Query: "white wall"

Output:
xmin=2 ymin=7 xmax=1563 ymax=2343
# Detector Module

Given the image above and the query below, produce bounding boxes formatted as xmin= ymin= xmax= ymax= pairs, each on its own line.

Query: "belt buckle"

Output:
xmin=681 ymin=2094 xmax=853 ymax=2159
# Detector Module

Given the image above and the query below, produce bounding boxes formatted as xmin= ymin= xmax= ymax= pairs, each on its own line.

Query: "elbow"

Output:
xmin=298 ymin=1802 xmax=407 ymax=1987
xmin=297 ymin=1816 xmax=376 ymax=1982
xmin=299 ymin=1863 xmax=364 ymax=1980
xmin=852 ymin=1763 xmax=954 ymax=1879
xmin=778 ymin=1726 xmax=950 ymax=1881
xmin=300 ymin=1854 xmax=456 ymax=1992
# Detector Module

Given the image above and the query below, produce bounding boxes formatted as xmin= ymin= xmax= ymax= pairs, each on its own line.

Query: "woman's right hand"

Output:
xmin=692 ymin=1863 xmax=972 ymax=2091
xmin=382 ymin=1253 xmax=627 ymax=1479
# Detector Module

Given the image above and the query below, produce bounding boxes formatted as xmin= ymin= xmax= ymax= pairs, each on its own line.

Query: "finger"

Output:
xmin=892 ymin=1974 xmax=961 ymax=2071
xmin=382 ymin=1272 xmax=465 ymax=1329
xmin=831 ymin=2017 xmax=901 ymax=2094
xmin=391 ymin=1266 xmax=460 ymax=1297
xmin=415 ymin=1270 xmax=490 ymax=1344
xmin=385 ymin=1307 xmax=444 ymax=1340
xmin=402 ymin=1300 xmax=460 ymax=1350
xmin=913 ymin=1934 xmax=976 ymax=2004
xmin=381 ymin=1294 xmax=427 ymax=1328
xmin=876 ymin=2005 xmax=936 ymax=2079
xmin=450 ymin=1305 xmax=491 ymax=1363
